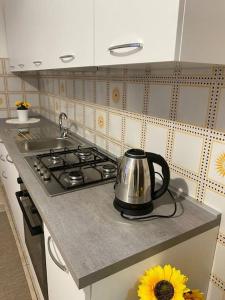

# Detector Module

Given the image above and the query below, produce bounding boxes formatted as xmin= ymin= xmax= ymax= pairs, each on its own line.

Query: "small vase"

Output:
xmin=17 ymin=109 xmax=29 ymax=122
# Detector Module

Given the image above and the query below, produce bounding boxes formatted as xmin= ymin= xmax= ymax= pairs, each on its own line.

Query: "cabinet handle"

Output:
xmin=0 ymin=155 xmax=5 ymax=162
xmin=33 ymin=61 xmax=42 ymax=66
xmin=47 ymin=236 xmax=67 ymax=272
xmin=108 ymin=42 xmax=143 ymax=53
xmin=6 ymin=154 xmax=13 ymax=164
xmin=59 ymin=55 xmax=75 ymax=63
xmin=2 ymin=171 xmax=7 ymax=179
xmin=18 ymin=64 xmax=24 ymax=68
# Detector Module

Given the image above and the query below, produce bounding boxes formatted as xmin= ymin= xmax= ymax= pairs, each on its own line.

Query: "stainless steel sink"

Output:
xmin=16 ymin=137 xmax=81 ymax=153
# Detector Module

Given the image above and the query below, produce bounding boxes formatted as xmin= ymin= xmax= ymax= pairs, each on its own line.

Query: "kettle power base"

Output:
xmin=113 ymin=198 xmax=154 ymax=216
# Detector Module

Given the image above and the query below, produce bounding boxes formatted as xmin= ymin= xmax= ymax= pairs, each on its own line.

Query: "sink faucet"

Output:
xmin=59 ymin=112 xmax=68 ymax=138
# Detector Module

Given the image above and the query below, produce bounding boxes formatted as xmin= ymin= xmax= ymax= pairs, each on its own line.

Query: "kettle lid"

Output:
xmin=125 ymin=149 xmax=146 ymax=158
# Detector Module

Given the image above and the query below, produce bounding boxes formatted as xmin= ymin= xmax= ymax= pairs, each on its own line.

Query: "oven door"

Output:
xmin=16 ymin=191 xmax=48 ymax=300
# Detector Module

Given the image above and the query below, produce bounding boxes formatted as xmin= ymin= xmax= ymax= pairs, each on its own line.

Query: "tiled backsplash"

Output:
xmin=0 ymin=58 xmax=40 ymax=117
xmin=1 ymin=58 xmax=225 ymax=298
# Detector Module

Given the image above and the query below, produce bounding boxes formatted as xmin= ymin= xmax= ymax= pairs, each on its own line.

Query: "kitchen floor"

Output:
xmin=0 ymin=184 xmax=34 ymax=300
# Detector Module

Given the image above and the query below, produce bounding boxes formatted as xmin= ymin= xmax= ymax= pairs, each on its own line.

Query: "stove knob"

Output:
xmin=43 ymin=171 xmax=51 ymax=181
xmin=36 ymin=162 xmax=42 ymax=171
xmin=40 ymin=167 xmax=46 ymax=176
xmin=33 ymin=160 xmax=38 ymax=168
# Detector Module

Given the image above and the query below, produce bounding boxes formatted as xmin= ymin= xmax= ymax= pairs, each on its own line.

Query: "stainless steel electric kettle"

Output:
xmin=114 ymin=149 xmax=170 ymax=216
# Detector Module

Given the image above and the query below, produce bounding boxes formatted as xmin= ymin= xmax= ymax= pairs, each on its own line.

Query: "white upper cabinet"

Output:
xmin=95 ymin=0 xmax=225 ymax=66
xmin=4 ymin=0 xmax=225 ymax=70
xmin=4 ymin=0 xmax=94 ymax=71
xmin=95 ymin=0 xmax=181 ymax=66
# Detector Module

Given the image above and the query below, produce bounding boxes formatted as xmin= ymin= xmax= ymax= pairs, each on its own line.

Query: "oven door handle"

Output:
xmin=47 ymin=236 xmax=67 ymax=272
xmin=15 ymin=191 xmax=43 ymax=236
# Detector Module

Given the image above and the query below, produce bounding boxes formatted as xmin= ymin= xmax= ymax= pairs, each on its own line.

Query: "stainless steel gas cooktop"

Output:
xmin=25 ymin=146 xmax=117 ymax=196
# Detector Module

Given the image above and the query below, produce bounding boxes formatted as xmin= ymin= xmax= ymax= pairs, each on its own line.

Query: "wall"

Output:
xmin=38 ymin=65 xmax=225 ymax=299
xmin=0 ymin=0 xmax=7 ymax=57
xmin=0 ymin=58 xmax=40 ymax=117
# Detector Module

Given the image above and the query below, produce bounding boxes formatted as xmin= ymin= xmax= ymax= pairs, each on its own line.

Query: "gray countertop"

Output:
xmin=0 ymin=117 xmax=221 ymax=289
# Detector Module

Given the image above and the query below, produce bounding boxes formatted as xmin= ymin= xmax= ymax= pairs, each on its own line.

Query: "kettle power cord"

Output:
xmin=120 ymin=172 xmax=177 ymax=221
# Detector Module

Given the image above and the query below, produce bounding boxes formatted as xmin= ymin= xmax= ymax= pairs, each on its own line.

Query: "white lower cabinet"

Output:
xmin=0 ymin=142 xmax=24 ymax=244
xmin=44 ymin=224 xmax=89 ymax=300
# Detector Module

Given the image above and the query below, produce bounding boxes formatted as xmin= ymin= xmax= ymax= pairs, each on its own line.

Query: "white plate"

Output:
xmin=6 ymin=118 xmax=40 ymax=124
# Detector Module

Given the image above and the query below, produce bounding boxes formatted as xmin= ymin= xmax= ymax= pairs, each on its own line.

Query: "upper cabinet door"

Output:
xmin=94 ymin=0 xmax=181 ymax=66
xmin=42 ymin=0 xmax=94 ymax=69
xmin=4 ymin=0 xmax=94 ymax=71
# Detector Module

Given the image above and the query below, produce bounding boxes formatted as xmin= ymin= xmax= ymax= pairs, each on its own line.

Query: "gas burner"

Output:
xmin=51 ymin=155 xmax=61 ymax=162
xmin=77 ymin=149 xmax=92 ymax=159
xmin=102 ymin=164 xmax=116 ymax=174
xmin=26 ymin=146 xmax=118 ymax=196
xmin=68 ymin=170 xmax=83 ymax=181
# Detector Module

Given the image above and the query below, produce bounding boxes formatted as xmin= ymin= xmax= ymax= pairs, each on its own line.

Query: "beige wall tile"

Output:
xmin=96 ymin=81 xmax=107 ymax=106
xmin=207 ymin=282 xmax=224 ymax=300
xmin=177 ymin=86 xmax=209 ymax=126
xmin=216 ymin=88 xmax=225 ymax=132
xmin=148 ymin=85 xmax=172 ymax=119
xmin=0 ymin=77 xmax=5 ymax=91
xmin=144 ymin=123 xmax=168 ymax=157
xmin=124 ymin=118 xmax=142 ymax=148
xmin=85 ymin=106 xmax=95 ymax=129
xmin=172 ymin=131 xmax=203 ymax=174
xmin=126 ymin=83 xmax=145 ymax=114
xmin=108 ymin=113 xmax=122 ymax=142
xmin=7 ymin=77 xmax=22 ymax=92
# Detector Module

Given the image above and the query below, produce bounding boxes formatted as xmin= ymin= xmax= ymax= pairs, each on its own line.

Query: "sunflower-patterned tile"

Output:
xmin=208 ymin=141 xmax=225 ymax=186
xmin=0 ymin=94 xmax=6 ymax=108
xmin=96 ymin=110 xmax=107 ymax=134
xmin=59 ymin=79 xmax=66 ymax=97
xmin=109 ymin=81 xmax=123 ymax=109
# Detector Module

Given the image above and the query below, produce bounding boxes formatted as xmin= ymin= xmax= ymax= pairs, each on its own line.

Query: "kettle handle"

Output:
xmin=146 ymin=152 xmax=170 ymax=200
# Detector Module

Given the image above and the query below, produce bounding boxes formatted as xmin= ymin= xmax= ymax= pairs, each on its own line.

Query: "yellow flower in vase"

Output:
xmin=138 ymin=264 xmax=188 ymax=300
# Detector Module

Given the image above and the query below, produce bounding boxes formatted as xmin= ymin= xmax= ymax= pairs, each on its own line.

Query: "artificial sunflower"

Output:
xmin=184 ymin=289 xmax=204 ymax=300
xmin=15 ymin=100 xmax=31 ymax=110
xmin=138 ymin=264 xmax=188 ymax=300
